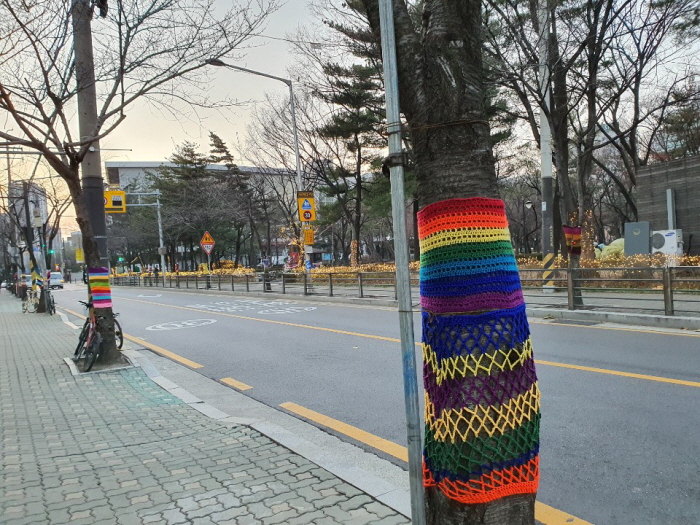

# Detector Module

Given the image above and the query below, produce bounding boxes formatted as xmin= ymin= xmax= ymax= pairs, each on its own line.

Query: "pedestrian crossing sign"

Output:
xmin=297 ymin=191 xmax=316 ymax=222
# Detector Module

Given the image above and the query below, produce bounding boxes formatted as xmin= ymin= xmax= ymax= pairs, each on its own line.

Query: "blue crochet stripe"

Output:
xmin=424 ymin=445 xmax=540 ymax=482
xmin=420 ymin=256 xmax=519 ymax=280
xmin=422 ymin=304 xmax=531 ymax=362
xmin=420 ymin=272 xmax=523 ymax=298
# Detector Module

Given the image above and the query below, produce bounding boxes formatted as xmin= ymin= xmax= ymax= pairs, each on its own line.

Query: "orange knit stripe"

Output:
xmin=423 ymin=456 xmax=539 ymax=504
xmin=418 ymin=215 xmax=509 ymax=238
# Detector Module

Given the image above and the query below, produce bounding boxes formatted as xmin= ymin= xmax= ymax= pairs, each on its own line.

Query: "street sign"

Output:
xmin=104 ymin=190 xmax=126 ymax=213
xmin=200 ymin=231 xmax=215 ymax=255
xmin=297 ymin=191 xmax=316 ymax=222
xmin=304 ymin=227 xmax=314 ymax=246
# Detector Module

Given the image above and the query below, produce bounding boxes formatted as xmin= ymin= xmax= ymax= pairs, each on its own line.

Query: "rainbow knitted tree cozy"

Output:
xmin=418 ymin=197 xmax=540 ymax=504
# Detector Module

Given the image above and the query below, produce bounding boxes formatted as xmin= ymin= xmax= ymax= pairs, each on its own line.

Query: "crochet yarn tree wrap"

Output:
xmin=418 ymin=197 xmax=540 ymax=505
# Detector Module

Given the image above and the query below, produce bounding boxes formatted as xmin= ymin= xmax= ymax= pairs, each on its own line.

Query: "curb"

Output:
xmin=527 ymin=306 xmax=700 ymax=330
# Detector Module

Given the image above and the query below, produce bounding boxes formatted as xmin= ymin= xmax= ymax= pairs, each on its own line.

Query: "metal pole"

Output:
xmin=288 ymin=81 xmax=303 ymax=191
xmin=538 ymin=0 xmax=555 ymax=292
xmin=377 ymin=1 xmax=425 ymax=523
xmin=205 ymin=59 xmax=303 ymax=191
xmin=156 ymin=191 xmax=166 ymax=286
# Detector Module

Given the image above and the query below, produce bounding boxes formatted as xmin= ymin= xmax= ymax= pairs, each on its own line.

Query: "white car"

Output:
xmin=49 ymin=273 xmax=64 ymax=289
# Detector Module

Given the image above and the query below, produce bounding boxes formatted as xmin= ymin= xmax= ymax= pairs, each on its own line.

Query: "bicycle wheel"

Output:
xmin=82 ymin=332 xmax=101 ymax=372
xmin=74 ymin=320 xmax=90 ymax=360
xmin=22 ymin=297 xmax=28 ymax=313
xmin=114 ymin=318 xmax=124 ymax=350
xmin=27 ymin=294 xmax=38 ymax=313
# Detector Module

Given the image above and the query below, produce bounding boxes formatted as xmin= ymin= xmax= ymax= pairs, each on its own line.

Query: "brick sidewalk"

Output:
xmin=0 ymin=292 xmax=410 ymax=525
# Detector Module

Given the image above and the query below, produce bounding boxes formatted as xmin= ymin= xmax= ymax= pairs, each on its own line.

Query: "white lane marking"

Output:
xmin=138 ymin=294 xmax=163 ymax=298
xmin=146 ymin=319 xmax=217 ymax=331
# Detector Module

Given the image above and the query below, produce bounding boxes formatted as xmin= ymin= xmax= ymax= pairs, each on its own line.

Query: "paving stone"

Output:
xmin=263 ymin=508 xmax=300 ymax=524
xmin=372 ymin=515 xmax=411 ymax=524
xmin=209 ymin=506 xmax=248 ymax=521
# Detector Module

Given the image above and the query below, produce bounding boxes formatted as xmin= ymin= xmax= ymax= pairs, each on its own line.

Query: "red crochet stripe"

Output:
xmin=417 ymin=198 xmax=509 ymax=238
xmin=423 ymin=456 xmax=539 ymax=505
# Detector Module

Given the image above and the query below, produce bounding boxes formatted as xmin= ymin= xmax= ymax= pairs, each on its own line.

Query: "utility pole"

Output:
xmin=377 ymin=1 xmax=425 ymax=523
xmin=538 ymin=0 xmax=555 ymax=290
xmin=72 ymin=0 xmax=108 ymax=267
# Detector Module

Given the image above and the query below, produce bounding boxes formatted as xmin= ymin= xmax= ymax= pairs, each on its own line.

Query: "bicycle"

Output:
xmin=22 ymin=288 xmax=39 ymax=313
xmin=45 ymin=288 xmax=55 ymax=315
xmin=113 ymin=312 xmax=124 ymax=350
xmin=73 ymin=301 xmax=123 ymax=372
xmin=73 ymin=300 xmax=102 ymax=372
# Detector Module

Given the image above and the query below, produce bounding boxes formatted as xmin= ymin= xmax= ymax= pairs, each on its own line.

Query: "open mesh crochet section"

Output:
xmin=418 ymin=197 xmax=540 ymax=505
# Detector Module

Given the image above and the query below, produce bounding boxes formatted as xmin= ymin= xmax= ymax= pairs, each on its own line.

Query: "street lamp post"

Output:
xmin=204 ymin=58 xmax=303 ymax=191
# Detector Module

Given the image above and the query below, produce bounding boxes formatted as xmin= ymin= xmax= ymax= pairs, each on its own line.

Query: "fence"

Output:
xmin=110 ymin=267 xmax=700 ymax=318
xmin=111 ymin=271 xmax=418 ymax=302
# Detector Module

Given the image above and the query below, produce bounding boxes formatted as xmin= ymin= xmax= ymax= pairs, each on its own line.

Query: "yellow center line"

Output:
xmin=536 ymin=359 xmax=700 ymax=388
xmin=61 ymin=306 xmax=204 ymax=370
xmin=280 ymin=402 xmax=592 ymax=525
xmin=117 ymin=297 xmax=700 ymax=388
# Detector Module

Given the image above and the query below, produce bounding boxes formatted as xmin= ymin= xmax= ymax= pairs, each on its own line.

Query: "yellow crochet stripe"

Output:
xmin=425 ymin=384 xmax=541 ymax=442
xmin=420 ymin=227 xmax=512 ymax=253
xmin=423 ymin=339 xmax=534 ymax=385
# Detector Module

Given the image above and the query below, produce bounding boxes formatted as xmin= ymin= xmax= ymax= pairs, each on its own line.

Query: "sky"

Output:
xmin=100 ymin=0 xmax=312 ymax=166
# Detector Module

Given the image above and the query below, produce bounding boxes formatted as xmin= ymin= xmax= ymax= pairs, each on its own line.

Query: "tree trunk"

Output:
xmin=361 ymin=1 xmax=540 ymax=523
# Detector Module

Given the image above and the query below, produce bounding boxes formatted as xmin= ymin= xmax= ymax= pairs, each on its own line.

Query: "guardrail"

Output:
xmin=111 ymin=267 xmax=700 ymax=317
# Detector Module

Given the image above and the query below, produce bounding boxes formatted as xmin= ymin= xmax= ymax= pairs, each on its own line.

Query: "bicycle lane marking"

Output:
xmin=118 ymin=297 xmax=700 ymax=388
xmin=61 ymin=306 xmax=204 ymax=369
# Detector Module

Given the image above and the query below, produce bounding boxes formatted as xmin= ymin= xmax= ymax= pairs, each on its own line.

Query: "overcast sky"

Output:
xmin=100 ymin=0 xmax=311 ymax=166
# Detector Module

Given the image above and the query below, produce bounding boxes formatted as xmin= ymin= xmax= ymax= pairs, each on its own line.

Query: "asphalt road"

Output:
xmin=56 ymin=283 xmax=700 ymax=525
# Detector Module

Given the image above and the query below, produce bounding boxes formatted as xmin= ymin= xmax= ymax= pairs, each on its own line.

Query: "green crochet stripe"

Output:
xmin=424 ymin=415 xmax=540 ymax=476
xmin=421 ymin=240 xmax=515 ymax=267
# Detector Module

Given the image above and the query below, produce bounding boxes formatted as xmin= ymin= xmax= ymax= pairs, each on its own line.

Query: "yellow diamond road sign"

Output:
xmin=200 ymin=231 xmax=215 ymax=255
xmin=297 ymin=191 xmax=316 ymax=222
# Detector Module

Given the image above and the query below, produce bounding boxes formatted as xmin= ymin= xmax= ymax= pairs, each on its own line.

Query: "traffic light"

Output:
xmin=48 ymin=249 xmax=55 ymax=255
xmin=118 ymin=256 xmax=125 ymax=262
